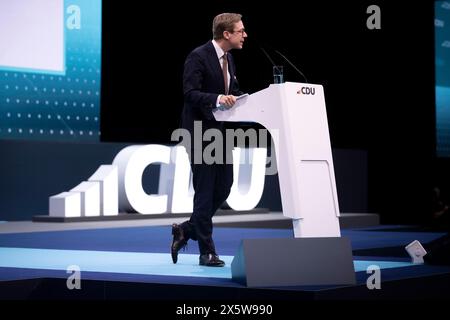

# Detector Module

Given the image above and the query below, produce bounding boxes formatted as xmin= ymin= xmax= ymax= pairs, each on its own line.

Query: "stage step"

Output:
xmin=1 ymin=212 xmax=379 ymax=234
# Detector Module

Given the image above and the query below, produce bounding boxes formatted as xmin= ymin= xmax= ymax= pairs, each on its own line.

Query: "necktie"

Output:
xmin=222 ymin=52 xmax=229 ymax=95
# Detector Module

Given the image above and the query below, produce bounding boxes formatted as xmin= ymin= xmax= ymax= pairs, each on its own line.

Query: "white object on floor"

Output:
xmin=405 ymin=240 xmax=427 ymax=264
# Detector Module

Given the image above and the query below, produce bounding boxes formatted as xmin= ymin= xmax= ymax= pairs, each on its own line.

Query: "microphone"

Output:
xmin=259 ymin=47 xmax=283 ymax=78
xmin=274 ymin=50 xmax=308 ymax=83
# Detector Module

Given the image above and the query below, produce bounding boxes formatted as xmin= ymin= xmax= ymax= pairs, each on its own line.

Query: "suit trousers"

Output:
xmin=181 ymin=154 xmax=233 ymax=255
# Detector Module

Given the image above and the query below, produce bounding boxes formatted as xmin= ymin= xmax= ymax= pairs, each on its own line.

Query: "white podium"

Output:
xmin=215 ymin=82 xmax=340 ymax=237
xmin=214 ymin=82 xmax=355 ymax=287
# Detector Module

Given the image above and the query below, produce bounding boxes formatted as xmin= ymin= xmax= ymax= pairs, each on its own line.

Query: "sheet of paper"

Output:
xmin=236 ymin=93 xmax=249 ymax=100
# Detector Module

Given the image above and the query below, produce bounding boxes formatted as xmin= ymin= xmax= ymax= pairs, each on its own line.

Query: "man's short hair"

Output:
xmin=212 ymin=13 xmax=242 ymax=40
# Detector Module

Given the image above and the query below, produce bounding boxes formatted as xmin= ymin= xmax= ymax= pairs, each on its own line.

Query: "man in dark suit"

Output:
xmin=171 ymin=13 xmax=247 ymax=267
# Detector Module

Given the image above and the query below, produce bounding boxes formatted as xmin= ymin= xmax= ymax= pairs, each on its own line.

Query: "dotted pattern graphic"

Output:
xmin=436 ymin=1 xmax=450 ymax=157
xmin=0 ymin=0 xmax=101 ymax=141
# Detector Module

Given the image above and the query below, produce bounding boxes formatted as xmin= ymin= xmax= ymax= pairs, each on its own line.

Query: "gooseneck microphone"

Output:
xmin=274 ymin=50 xmax=308 ymax=83
xmin=259 ymin=46 xmax=308 ymax=84
xmin=259 ymin=47 xmax=283 ymax=76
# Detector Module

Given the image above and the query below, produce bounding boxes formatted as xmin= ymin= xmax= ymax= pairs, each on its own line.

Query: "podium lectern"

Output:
xmin=214 ymin=82 xmax=355 ymax=287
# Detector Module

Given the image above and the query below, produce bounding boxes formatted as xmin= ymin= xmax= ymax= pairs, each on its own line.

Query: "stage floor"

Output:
xmin=0 ymin=223 xmax=449 ymax=300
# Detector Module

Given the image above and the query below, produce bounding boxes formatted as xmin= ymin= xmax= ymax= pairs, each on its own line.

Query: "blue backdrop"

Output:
xmin=0 ymin=0 xmax=101 ymax=141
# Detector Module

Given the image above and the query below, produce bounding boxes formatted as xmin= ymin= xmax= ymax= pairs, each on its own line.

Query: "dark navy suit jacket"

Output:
xmin=182 ymin=41 xmax=243 ymax=134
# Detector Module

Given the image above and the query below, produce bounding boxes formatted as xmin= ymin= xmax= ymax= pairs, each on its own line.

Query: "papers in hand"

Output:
xmin=236 ymin=93 xmax=249 ymax=100
xmin=217 ymin=93 xmax=249 ymax=111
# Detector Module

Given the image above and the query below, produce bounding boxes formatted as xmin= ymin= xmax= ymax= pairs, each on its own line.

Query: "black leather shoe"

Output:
xmin=199 ymin=254 xmax=225 ymax=267
xmin=171 ymin=223 xmax=187 ymax=264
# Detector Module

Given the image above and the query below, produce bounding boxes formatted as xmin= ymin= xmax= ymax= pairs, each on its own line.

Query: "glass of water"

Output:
xmin=273 ymin=65 xmax=284 ymax=84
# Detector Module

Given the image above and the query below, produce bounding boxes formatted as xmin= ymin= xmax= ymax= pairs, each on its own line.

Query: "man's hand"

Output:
xmin=219 ymin=95 xmax=237 ymax=109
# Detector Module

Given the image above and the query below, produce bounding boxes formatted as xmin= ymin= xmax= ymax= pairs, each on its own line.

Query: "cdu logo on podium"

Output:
xmin=296 ymin=87 xmax=316 ymax=95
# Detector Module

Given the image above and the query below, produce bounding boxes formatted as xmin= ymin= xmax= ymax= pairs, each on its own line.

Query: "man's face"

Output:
xmin=228 ymin=21 xmax=247 ymax=49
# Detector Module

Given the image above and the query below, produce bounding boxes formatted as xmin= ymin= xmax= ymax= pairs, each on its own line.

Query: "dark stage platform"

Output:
xmin=0 ymin=223 xmax=449 ymax=300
